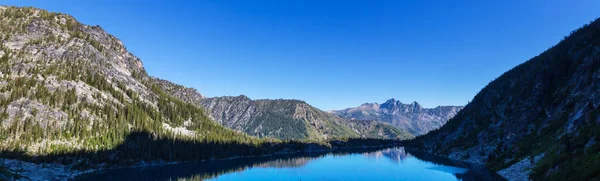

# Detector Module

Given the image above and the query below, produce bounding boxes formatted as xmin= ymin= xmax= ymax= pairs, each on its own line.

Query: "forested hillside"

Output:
xmin=407 ymin=18 xmax=600 ymax=181
xmin=0 ymin=5 xmax=262 ymax=157
xmin=199 ymin=96 xmax=413 ymax=140
xmin=0 ymin=6 xmax=400 ymax=170
xmin=343 ymin=119 xmax=414 ymax=140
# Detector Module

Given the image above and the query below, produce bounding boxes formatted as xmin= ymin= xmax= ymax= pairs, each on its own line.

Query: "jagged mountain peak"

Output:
xmin=197 ymin=95 xmax=413 ymax=140
xmin=380 ymin=98 xmax=401 ymax=109
xmin=379 ymin=99 xmax=425 ymax=112
xmin=409 ymin=101 xmax=422 ymax=109
xmin=410 ymin=101 xmax=420 ymax=106
xmin=332 ymin=99 xmax=463 ymax=135
xmin=383 ymin=98 xmax=400 ymax=104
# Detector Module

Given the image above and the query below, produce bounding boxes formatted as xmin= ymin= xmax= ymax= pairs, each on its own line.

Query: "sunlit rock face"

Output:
xmin=332 ymin=99 xmax=463 ymax=135
xmin=198 ymin=96 xmax=414 ymax=140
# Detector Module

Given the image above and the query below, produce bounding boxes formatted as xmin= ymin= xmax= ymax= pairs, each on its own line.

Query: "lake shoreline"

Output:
xmin=1 ymin=143 xmax=401 ymax=180
xmin=76 ymin=146 xmax=508 ymax=181
xmin=403 ymin=147 xmax=509 ymax=181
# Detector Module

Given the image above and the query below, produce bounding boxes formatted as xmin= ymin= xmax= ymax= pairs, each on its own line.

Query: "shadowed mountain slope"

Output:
xmin=406 ymin=18 xmax=600 ymax=181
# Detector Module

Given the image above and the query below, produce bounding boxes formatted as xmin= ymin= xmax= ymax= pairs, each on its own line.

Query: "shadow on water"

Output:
xmin=405 ymin=149 xmax=507 ymax=181
xmin=75 ymin=147 xmax=386 ymax=181
xmin=77 ymin=147 xmax=507 ymax=181
xmin=0 ymin=131 xmax=399 ymax=169
xmin=0 ymin=131 xmax=505 ymax=181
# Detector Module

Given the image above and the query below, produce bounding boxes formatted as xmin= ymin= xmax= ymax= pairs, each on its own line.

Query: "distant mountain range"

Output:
xmin=144 ymin=76 xmax=416 ymax=140
xmin=332 ymin=99 xmax=463 ymax=135
xmin=0 ymin=6 xmax=407 ymax=168
xmin=198 ymin=95 xmax=413 ymax=140
xmin=4 ymin=5 xmax=599 ymax=181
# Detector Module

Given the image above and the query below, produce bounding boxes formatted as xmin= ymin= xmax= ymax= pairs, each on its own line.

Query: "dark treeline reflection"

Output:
xmin=0 ymin=131 xmax=399 ymax=169
xmin=75 ymin=147 xmax=387 ymax=181
xmin=78 ymin=147 xmax=507 ymax=181
xmin=405 ymin=148 xmax=507 ymax=181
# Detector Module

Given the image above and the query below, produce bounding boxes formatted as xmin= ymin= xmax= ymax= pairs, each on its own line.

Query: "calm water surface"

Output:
xmin=77 ymin=147 xmax=506 ymax=181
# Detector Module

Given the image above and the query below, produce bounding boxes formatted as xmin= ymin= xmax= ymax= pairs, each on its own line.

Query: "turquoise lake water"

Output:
xmin=77 ymin=147 xmax=506 ymax=181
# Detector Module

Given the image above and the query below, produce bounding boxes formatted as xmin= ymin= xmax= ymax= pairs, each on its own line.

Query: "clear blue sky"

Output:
xmin=2 ymin=0 xmax=599 ymax=110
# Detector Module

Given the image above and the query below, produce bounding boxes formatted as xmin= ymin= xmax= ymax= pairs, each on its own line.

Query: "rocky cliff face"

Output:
xmin=152 ymin=77 xmax=203 ymax=104
xmin=0 ymin=6 xmax=254 ymax=155
xmin=343 ymin=119 xmax=414 ymax=140
xmin=332 ymin=99 xmax=463 ymax=135
xmin=407 ymin=19 xmax=600 ymax=181
xmin=0 ymin=7 xmax=411 ymax=180
xmin=198 ymin=96 xmax=413 ymax=140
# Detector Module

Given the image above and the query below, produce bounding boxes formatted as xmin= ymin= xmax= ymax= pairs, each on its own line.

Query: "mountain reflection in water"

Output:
xmin=363 ymin=146 xmax=411 ymax=163
xmin=77 ymin=147 xmax=506 ymax=181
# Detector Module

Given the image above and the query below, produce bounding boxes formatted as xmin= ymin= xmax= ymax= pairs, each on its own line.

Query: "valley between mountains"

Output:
xmin=0 ymin=6 xmax=431 ymax=180
xmin=0 ymin=5 xmax=599 ymax=181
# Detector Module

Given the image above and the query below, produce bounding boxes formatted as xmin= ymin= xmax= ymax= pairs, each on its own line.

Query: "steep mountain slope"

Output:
xmin=0 ymin=9 xmax=407 ymax=178
xmin=407 ymin=19 xmax=600 ymax=181
xmin=0 ymin=6 xmax=261 ymax=155
xmin=198 ymin=96 xmax=413 ymax=140
xmin=332 ymin=99 xmax=463 ymax=135
xmin=199 ymin=96 xmax=354 ymax=139
xmin=344 ymin=119 xmax=414 ymax=140
xmin=0 ymin=4 xmax=411 ymax=143
xmin=0 ymin=5 xmax=407 ymax=161
xmin=152 ymin=77 xmax=203 ymax=105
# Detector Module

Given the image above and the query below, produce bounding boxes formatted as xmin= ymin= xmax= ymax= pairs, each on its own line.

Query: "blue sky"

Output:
xmin=2 ymin=0 xmax=599 ymax=110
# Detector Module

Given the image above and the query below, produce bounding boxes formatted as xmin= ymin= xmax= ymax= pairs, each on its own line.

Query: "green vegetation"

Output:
xmin=245 ymin=100 xmax=313 ymax=139
xmin=0 ymin=55 xmax=261 ymax=156
xmin=529 ymin=121 xmax=600 ymax=181
xmin=406 ymin=18 xmax=600 ymax=181
xmin=367 ymin=123 xmax=414 ymax=140
xmin=0 ymin=6 xmax=402 ymax=170
xmin=75 ymin=147 xmax=388 ymax=181
xmin=202 ymin=97 xmax=365 ymax=140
